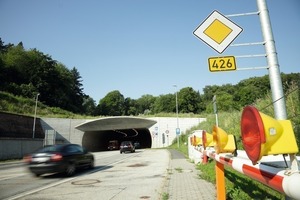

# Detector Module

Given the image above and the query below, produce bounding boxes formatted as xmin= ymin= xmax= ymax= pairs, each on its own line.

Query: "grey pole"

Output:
xmin=257 ymin=0 xmax=299 ymax=175
xmin=213 ymin=95 xmax=218 ymax=127
xmin=257 ymin=0 xmax=287 ymax=120
xmin=173 ymin=85 xmax=179 ymax=148
xmin=33 ymin=93 xmax=40 ymax=138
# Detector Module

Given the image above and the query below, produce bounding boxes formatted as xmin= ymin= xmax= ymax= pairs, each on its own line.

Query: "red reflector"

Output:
xmin=51 ymin=154 xmax=63 ymax=162
xmin=241 ymin=106 xmax=265 ymax=165
xmin=23 ymin=155 xmax=32 ymax=163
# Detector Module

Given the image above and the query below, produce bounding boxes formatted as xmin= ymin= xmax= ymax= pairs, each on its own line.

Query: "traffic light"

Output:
xmin=212 ymin=126 xmax=237 ymax=154
xmin=241 ymin=106 xmax=299 ymax=165
xmin=202 ymin=130 xmax=215 ymax=149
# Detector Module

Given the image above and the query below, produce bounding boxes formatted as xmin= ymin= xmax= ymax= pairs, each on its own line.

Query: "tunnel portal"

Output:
xmin=75 ymin=117 xmax=157 ymax=152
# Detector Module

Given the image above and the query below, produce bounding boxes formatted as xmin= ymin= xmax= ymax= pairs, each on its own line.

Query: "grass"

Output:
xmin=161 ymin=192 xmax=169 ymax=200
xmin=167 ymin=86 xmax=299 ymax=200
xmin=0 ymin=91 xmax=201 ymax=119
xmin=197 ymin=160 xmax=284 ymax=200
xmin=174 ymin=167 xmax=183 ymax=173
xmin=0 ymin=91 xmax=94 ymax=118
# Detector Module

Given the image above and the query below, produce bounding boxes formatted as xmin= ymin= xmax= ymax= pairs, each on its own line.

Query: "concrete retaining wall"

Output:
xmin=0 ymin=116 xmax=206 ymax=160
xmin=40 ymin=117 xmax=206 ymax=148
xmin=40 ymin=118 xmax=89 ymax=145
xmin=0 ymin=138 xmax=43 ymax=160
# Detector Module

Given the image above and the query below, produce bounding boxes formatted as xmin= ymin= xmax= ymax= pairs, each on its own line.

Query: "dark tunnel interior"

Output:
xmin=82 ymin=128 xmax=152 ymax=152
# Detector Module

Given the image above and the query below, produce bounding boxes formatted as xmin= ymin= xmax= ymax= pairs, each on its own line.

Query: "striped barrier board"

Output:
xmin=201 ymin=149 xmax=300 ymax=199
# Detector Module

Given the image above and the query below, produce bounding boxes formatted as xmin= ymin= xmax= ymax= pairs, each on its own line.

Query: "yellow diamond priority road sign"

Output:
xmin=194 ymin=10 xmax=243 ymax=54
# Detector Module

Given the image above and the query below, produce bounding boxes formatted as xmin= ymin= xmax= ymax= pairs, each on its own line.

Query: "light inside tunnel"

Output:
xmin=82 ymin=128 xmax=152 ymax=152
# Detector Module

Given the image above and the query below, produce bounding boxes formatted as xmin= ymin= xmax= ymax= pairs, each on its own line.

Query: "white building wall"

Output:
xmin=148 ymin=117 xmax=206 ymax=148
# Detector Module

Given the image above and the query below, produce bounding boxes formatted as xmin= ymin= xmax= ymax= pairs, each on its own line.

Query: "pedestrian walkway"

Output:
xmin=162 ymin=149 xmax=216 ymax=200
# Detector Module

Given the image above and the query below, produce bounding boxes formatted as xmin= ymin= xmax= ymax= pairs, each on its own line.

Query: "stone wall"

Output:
xmin=0 ymin=111 xmax=44 ymax=139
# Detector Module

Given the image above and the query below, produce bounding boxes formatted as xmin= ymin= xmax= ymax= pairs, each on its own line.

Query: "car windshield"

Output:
xmin=37 ymin=145 xmax=64 ymax=153
xmin=122 ymin=142 xmax=131 ymax=145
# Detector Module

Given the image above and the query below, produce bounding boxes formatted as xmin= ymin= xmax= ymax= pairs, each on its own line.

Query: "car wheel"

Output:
xmin=34 ymin=173 xmax=41 ymax=177
xmin=65 ymin=163 xmax=76 ymax=177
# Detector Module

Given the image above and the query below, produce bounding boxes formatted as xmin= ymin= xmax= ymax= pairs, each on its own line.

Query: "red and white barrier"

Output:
xmin=201 ymin=149 xmax=300 ymax=199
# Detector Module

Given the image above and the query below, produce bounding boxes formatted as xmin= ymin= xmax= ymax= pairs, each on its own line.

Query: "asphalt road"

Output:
xmin=0 ymin=149 xmax=170 ymax=200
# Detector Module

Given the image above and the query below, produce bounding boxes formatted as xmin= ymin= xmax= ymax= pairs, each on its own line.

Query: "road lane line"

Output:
xmin=5 ymin=152 xmax=140 ymax=200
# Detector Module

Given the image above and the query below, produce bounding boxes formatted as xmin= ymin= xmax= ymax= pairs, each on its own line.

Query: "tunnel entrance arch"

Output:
xmin=75 ymin=117 xmax=156 ymax=152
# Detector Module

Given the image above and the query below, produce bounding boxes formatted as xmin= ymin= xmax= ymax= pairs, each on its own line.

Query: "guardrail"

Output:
xmin=188 ymin=105 xmax=300 ymax=199
xmin=191 ymin=146 xmax=300 ymax=200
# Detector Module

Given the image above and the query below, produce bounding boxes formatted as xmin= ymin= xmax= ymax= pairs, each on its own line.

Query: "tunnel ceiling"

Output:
xmin=75 ymin=116 xmax=157 ymax=132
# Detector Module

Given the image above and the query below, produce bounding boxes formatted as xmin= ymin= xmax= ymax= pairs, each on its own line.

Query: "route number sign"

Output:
xmin=208 ymin=56 xmax=236 ymax=72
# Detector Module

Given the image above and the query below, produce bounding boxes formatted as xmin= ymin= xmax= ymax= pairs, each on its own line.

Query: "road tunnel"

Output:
xmin=75 ymin=117 xmax=157 ymax=152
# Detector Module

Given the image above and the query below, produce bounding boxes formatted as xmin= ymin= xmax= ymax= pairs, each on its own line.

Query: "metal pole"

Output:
xmin=173 ymin=85 xmax=179 ymax=148
xmin=33 ymin=93 xmax=39 ymax=138
xmin=257 ymin=0 xmax=299 ymax=176
xmin=213 ymin=95 xmax=218 ymax=127
xmin=257 ymin=0 xmax=287 ymax=120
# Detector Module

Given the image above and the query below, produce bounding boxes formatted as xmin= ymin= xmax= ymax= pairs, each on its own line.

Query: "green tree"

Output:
xmin=135 ymin=94 xmax=156 ymax=114
xmin=52 ymin=63 xmax=74 ymax=109
xmin=124 ymin=97 xmax=137 ymax=116
xmin=1 ymin=44 xmax=28 ymax=91
xmin=178 ymin=87 xmax=200 ymax=113
xmin=82 ymin=95 xmax=97 ymax=116
xmin=236 ymin=85 xmax=261 ymax=107
xmin=215 ymin=91 xmax=235 ymax=112
xmin=1 ymin=42 xmax=86 ymax=114
xmin=152 ymin=94 xmax=174 ymax=113
xmin=235 ymin=76 xmax=269 ymax=106
xmin=0 ymin=38 xmax=13 ymax=53
xmin=68 ymin=67 xmax=85 ymax=113
xmin=202 ymin=85 xmax=220 ymax=102
xmin=97 ymin=90 xmax=125 ymax=116
xmin=196 ymin=90 xmax=206 ymax=113
xmin=281 ymin=73 xmax=300 ymax=93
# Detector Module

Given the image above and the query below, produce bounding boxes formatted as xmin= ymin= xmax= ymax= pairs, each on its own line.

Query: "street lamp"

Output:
xmin=173 ymin=85 xmax=179 ymax=148
xmin=33 ymin=93 xmax=40 ymax=139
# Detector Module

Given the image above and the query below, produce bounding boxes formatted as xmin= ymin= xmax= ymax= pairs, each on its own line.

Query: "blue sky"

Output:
xmin=1 ymin=0 xmax=299 ymax=102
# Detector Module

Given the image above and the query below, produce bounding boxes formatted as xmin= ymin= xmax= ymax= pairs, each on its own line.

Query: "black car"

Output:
xmin=134 ymin=141 xmax=141 ymax=149
xmin=120 ymin=141 xmax=135 ymax=154
xmin=107 ymin=140 xmax=119 ymax=150
xmin=23 ymin=144 xmax=94 ymax=177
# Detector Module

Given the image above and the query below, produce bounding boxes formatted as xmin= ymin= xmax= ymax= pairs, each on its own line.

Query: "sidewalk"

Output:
xmin=163 ymin=149 xmax=216 ymax=200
